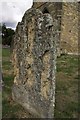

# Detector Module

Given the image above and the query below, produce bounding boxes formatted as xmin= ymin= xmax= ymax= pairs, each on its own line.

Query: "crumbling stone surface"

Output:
xmin=12 ymin=8 xmax=56 ymax=118
xmin=33 ymin=2 xmax=62 ymax=56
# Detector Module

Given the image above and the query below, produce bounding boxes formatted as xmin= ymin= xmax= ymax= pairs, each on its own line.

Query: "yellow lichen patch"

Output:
xmin=26 ymin=55 xmax=33 ymax=65
xmin=13 ymin=67 xmax=21 ymax=85
xmin=27 ymin=68 xmax=34 ymax=87
xmin=28 ymin=17 xmax=35 ymax=53
xmin=25 ymin=18 xmax=35 ymax=87
xmin=41 ymin=81 xmax=50 ymax=100
xmin=41 ymin=51 xmax=51 ymax=99
xmin=14 ymin=77 xmax=18 ymax=85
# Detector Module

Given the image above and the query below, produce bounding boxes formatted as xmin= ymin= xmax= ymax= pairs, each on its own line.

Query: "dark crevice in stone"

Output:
xmin=42 ymin=7 xmax=49 ymax=14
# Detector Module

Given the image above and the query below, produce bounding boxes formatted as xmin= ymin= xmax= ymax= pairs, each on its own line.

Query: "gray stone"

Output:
xmin=12 ymin=8 xmax=56 ymax=118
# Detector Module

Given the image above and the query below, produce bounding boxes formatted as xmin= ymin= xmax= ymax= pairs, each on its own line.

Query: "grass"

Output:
xmin=0 ymin=92 xmax=2 ymax=120
xmin=2 ymin=48 xmax=33 ymax=118
xmin=54 ymin=54 xmax=78 ymax=118
xmin=2 ymin=48 xmax=11 ymax=57
xmin=2 ymin=48 xmax=79 ymax=118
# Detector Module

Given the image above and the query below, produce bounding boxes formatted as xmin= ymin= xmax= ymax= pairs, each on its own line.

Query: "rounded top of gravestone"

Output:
xmin=23 ymin=8 xmax=42 ymax=18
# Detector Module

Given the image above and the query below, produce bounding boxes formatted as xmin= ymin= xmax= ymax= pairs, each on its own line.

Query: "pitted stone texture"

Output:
xmin=12 ymin=8 xmax=56 ymax=118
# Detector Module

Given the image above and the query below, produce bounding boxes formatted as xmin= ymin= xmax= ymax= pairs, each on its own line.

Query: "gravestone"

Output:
xmin=12 ymin=8 xmax=56 ymax=118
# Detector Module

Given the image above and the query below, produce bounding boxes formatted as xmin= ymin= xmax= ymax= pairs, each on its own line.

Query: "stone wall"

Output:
xmin=12 ymin=8 xmax=56 ymax=118
xmin=60 ymin=3 xmax=78 ymax=54
xmin=78 ymin=2 xmax=80 ymax=53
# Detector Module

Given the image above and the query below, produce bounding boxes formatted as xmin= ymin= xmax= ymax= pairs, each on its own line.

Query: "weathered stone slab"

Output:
xmin=12 ymin=8 xmax=56 ymax=118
